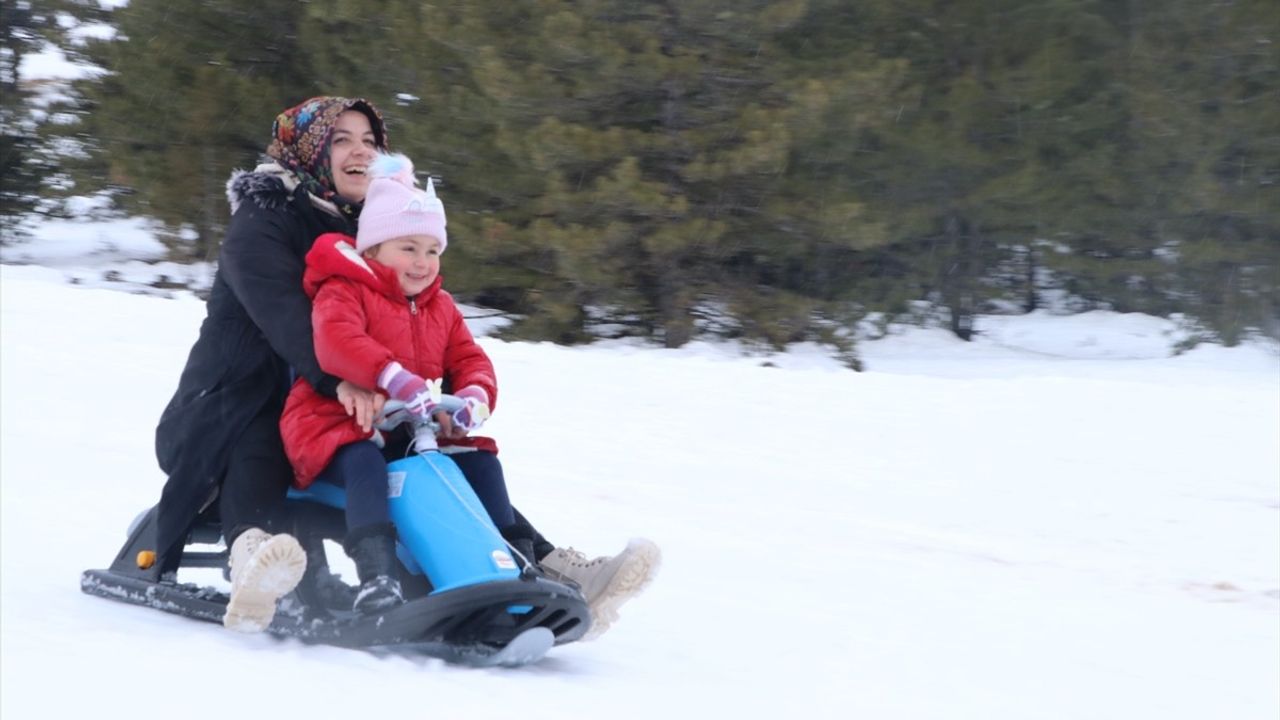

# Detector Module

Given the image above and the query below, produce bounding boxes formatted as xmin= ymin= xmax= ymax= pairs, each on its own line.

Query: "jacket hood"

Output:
xmin=226 ymin=161 xmax=344 ymax=219
xmin=303 ymin=232 xmax=442 ymax=304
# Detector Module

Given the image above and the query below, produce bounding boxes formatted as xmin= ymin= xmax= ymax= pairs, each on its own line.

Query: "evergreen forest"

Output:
xmin=5 ymin=0 xmax=1278 ymax=362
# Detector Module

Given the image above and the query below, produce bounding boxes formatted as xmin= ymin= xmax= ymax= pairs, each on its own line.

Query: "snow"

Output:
xmin=16 ymin=45 xmax=103 ymax=82
xmin=2 ymin=220 xmax=1278 ymax=718
xmin=16 ymin=17 xmax=115 ymax=85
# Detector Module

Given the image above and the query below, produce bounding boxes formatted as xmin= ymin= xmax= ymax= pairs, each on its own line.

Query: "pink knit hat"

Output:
xmin=355 ymin=152 xmax=447 ymax=253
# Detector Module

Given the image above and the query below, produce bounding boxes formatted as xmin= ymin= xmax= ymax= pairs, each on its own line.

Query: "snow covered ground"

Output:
xmin=10 ymin=21 xmax=1277 ymax=716
xmin=2 ymin=249 xmax=1278 ymax=718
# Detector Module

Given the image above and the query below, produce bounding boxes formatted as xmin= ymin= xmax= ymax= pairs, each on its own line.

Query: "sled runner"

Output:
xmin=81 ymin=397 xmax=591 ymax=667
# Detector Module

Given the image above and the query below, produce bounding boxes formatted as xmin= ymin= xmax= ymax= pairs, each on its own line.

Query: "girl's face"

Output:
xmin=367 ymin=235 xmax=442 ymax=296
xmin=330 ymin=110 xmax=378 ymax=201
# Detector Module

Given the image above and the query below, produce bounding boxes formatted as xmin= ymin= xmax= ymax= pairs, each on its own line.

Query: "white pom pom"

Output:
xmin=368 ymin=152 xmax=416 ymax=186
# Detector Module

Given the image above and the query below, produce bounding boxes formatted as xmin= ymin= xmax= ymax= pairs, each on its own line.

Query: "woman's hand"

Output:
xmin=434 ymin=412 xmax=467 ymax=440
xmin=336 ymin=380 xmax=386 ymax=432
xmin=430 ymin=387 xmax=489 ymax=440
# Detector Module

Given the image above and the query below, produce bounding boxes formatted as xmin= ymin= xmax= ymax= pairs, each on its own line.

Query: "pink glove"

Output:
xmin=377 ymin=361 xmax=441 ymax=419
xmin=451 ymin=385 xmax=491 ymax=432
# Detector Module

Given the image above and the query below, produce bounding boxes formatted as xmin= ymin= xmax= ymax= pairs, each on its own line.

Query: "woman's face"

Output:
xmin=368 ymin=234 xmax=443 ymax=296
xmin=329 ymin=110 xmax=378 ymax=201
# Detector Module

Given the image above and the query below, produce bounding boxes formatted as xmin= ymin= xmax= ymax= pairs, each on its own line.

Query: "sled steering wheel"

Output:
xmin=376 ymin=394 xmax=468 ymax=435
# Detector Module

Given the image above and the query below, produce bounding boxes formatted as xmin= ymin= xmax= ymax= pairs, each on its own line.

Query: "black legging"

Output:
xmin=218 ymin=409 xmax=294 ymax=545
xmin=314 ymin=441 xmax=516 ymax=533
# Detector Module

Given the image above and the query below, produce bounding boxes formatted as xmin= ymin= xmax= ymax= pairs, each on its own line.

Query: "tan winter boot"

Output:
xmin=540 ymin=538 xmax=661 ymax=640
xmin=223 ymin=528 xmax=307 ymax=633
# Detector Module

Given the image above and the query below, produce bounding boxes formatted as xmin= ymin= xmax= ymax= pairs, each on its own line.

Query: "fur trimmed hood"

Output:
xmin=226 ymin=161 xmax=343 ymax=219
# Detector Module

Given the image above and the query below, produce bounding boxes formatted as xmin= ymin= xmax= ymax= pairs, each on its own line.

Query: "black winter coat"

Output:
xmin=153 ymin=166 xmax=355 ymax=565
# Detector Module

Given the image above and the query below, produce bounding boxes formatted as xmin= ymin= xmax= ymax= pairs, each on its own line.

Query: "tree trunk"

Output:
xmin=943 ymin=211 xmax=975 ymax=341
xmin=1024 ymin=245 xmax=1038 ymax=313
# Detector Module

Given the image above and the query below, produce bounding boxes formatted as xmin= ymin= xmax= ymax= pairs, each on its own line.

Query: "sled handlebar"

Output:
xmin=375 ymin=395 xmax=468 ymax=436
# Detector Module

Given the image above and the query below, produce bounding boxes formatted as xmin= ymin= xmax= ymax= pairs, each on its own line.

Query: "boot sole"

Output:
xmin=583 ymin=538 xmax=662 ymax=640
xmin=223 ymin=534 xmax=307 ymax=633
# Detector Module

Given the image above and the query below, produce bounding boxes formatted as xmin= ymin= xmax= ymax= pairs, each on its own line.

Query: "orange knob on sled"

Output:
xmin=136 ymin=550 xmax=156 ymax=569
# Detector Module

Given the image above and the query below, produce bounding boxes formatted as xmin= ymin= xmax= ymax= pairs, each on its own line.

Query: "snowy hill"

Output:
xmin=1 ymin=262 xmax=1277 ymax=719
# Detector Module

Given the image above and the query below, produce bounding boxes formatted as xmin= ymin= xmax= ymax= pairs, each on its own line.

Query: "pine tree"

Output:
xmin=389 ymin=0 xmax=903 ymax=351
xmin=70 ymin=0 xmax=313 ymax=260
xmin=1121 ymin=0 xmax=1280 ymax=344
xmin=1 ymin=1 xmax=42 ymax=236
xmin=45 ymin=0 xmax=1277 ymax=349
xmin=843 ymin=0 xmax=1135 ymax=338
xmin=294 ymin=0 xmax=552 ymax=312
xmin=1 ymin=0 xmax=103 ymax=238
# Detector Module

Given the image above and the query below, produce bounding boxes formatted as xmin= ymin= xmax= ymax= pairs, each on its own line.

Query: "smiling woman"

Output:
xmin=256 ymin=96 xmax=386 ymax=217
xmin=154 ymin=96 xmax=393 ymax=631
xmin=328 ymin=110 xmax=378 ymax=201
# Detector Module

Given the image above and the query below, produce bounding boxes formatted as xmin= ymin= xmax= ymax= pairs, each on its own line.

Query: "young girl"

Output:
xmin=279 ymin=152 xmax=529 ymax=613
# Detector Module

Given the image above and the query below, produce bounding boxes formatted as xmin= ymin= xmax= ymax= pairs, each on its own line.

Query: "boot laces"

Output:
xmin=558 ymin=547 xmax=603 ymax=567
xmin=229 ymin=529 xmax=270 ymax=579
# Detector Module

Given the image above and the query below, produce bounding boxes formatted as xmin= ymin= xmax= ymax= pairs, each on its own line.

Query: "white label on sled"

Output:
xmin=492 ymin=550 xmax=517 ymax=570
xmin=387 ymin=471 xmax=406 ymax=498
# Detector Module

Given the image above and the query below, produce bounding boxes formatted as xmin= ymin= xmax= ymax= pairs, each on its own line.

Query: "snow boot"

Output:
xmin=500 ymin=525 xmax=540 ymax=576
xmin=345 ymin=523 xmax=404 ymax=614
xmin=223 ymin=527 xmax=307 ymax=633
xmin=305 ymin=541 xmax=357 ymax=610
xmin=540 ymin=538 xmax=662 ymax=640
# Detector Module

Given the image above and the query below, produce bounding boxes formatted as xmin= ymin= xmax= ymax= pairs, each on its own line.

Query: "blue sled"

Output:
xmin=288 ymin=451 xmax=521 ymax=593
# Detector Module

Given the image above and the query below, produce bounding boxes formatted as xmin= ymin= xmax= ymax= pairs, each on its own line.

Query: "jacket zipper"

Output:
xmin=408 ymin=295 xmax=422 ymax=374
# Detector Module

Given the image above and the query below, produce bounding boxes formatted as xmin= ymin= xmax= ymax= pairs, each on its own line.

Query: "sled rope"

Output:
xmin=425 ymin=459 xmax=534 ymax=571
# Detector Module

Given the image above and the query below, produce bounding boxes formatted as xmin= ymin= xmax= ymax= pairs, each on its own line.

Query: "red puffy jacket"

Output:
xmin=280 ymin=233 xmax=498 ymax=487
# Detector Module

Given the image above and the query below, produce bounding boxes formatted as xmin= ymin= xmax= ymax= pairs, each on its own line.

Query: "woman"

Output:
xmin=154 ymin=96 xmax=659 ymax=636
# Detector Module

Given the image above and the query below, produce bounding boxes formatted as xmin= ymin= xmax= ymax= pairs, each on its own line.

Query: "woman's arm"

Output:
xmin=219 ymin=202 xmax=341 ymax=398
xmin=311 ymin=279 xmax=397 ymax=392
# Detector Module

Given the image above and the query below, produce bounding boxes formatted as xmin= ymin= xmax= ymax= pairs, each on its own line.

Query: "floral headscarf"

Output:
xmin=265 ymin=96 xmax=388 ymax=216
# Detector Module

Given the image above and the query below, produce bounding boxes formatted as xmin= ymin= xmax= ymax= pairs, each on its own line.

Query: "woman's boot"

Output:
xmin=344 ymin=522 xmax=404 ymax=613
xmin=540 ymin=538 xmax=662 ymax=640
xmin=224 ymin=527 xmax=307 ymax=632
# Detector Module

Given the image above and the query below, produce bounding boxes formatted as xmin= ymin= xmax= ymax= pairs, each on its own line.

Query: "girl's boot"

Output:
xmin=344 ymin=523 xmax=404 ymax=613
xmin=500 ymin=525 xmax=540 ymax=575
